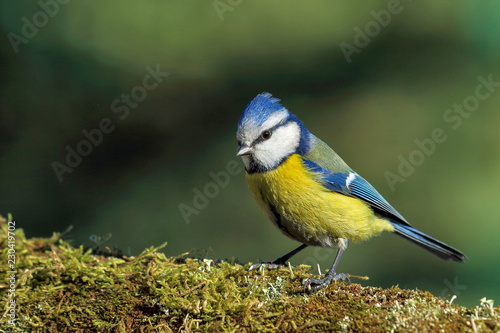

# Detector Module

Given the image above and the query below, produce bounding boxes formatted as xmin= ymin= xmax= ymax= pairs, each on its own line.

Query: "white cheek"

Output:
xmin=254 ymin=122 xmax=300 ymax=169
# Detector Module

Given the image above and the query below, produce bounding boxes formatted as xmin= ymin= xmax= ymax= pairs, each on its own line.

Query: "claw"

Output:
xmin=248 ymin=245 xmax=308 ymax=272
xmin=304 ymin=272 xmax=350 ymax=292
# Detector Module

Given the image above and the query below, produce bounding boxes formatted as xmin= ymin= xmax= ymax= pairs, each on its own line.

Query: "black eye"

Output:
xmin=237 ymin=140 xmax=242 ymax=146
xmin=261 ymin=130 xmax=272 ymax=140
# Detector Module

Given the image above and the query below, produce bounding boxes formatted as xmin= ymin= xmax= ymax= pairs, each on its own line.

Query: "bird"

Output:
xmin=236 ymin=92 xmax=466 ymax=292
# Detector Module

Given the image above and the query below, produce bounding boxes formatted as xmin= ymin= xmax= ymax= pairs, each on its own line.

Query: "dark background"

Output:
xmin=1 ymin=1 xmax=499 ymax=307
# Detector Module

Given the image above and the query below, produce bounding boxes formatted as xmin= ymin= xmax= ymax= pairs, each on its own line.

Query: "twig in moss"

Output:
xmin=178 ymin=282 xmax=206 ymax=297
xmin=347 ymin=273 xmax=370 ymax=281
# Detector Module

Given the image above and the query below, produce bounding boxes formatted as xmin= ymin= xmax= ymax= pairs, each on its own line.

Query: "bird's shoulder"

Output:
xmin=303 ymin=135 xmax=352 ymax=173
xmin=301 ymin=135 xmax=409 ymax=224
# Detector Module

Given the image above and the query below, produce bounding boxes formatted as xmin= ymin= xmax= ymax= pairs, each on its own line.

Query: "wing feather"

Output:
xmin=302 ymin=158 xmax=410 ymax=225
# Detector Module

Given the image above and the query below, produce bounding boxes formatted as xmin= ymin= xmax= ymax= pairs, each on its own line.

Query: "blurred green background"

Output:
xmin=1 ymin=1 xmax=499 ymax=307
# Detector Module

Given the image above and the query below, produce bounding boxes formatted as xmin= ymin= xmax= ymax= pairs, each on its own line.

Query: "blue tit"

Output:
xmin=236 ymin=92 xmax=466 ymax=292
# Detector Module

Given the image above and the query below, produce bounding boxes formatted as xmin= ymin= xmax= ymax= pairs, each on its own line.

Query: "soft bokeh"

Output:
xmin=1 ymin=1 xmax=499 ymax=307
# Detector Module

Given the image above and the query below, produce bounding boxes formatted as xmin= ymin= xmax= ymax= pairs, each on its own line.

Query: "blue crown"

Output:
xmin=238 ymin=92 xmax=286 ymax=128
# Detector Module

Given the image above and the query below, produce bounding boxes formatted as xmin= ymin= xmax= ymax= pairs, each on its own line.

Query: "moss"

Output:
xmin=1 ymin=215 xmax=499 ymax=332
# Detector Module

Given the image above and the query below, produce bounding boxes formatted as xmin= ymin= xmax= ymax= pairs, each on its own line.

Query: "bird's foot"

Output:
xmin=304 ymin=272 xmax=350 ymax=292
xmin=249 ymin=261 xmax=286 ymax=271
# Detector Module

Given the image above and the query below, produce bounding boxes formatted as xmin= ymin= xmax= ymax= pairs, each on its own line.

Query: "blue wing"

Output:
xmin=302 ymin=159 xmax=410 ymax=225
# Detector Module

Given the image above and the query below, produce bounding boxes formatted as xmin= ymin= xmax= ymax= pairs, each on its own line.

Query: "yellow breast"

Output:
xmin=246 ymin=154 xmax=394 ymax=247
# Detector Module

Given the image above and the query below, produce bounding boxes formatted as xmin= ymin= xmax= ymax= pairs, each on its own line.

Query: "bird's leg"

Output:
xmin=304 ymin=239 xmax=350 ymax=292
xmin=249 ymin=244 xmax=308 ymax=271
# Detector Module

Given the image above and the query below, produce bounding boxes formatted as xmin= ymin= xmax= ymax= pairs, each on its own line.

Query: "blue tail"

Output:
xmin=391 ymin=223 xmax=466 ymax=262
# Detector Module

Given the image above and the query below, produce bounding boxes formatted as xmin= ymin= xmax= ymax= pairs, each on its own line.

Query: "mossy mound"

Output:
xmin=1 ymin=216 xmax=498 ymax=332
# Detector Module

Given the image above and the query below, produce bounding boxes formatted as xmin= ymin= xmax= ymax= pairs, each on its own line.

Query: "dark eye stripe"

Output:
xmin=252 ymin=119 xmax=291 ymax=146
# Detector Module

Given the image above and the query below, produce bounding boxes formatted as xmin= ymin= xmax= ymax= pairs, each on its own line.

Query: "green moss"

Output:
xmin=1 ymin=215 xmax=499 ymax=332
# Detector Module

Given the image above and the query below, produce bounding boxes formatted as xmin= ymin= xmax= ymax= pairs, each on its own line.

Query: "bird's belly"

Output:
xmin=246 ymin=154 xmax=393 ymax=247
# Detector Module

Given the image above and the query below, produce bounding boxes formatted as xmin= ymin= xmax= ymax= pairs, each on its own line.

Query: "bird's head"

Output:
xmin=236 ymin=92 xmax=312 ymax=173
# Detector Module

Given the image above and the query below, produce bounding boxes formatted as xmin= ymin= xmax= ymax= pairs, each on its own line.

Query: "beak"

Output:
xmin=236 ymin=144 xmax=252 ymax=156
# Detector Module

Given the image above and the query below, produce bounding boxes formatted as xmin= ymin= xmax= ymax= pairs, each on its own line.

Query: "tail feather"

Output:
xmin=391 ymin=223 xmax=466 ymax=263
